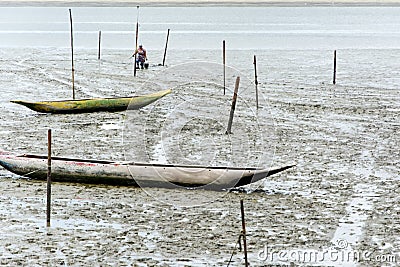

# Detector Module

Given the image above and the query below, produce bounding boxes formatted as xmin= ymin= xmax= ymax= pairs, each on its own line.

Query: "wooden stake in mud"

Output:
xmin=46 ymin=129 xmax=52 ymax=227
xmin=223 ymin=40 xmax=226 ymax=95
xmin=69 ymin=9 xmax=75 ymax=100
xmin=162 ymin=29 xmax=170 ymax=66
xmin=134 ymin=6 xmax=139 ymax=77
xmin=240 ymin=199 xmax=249 ymax=267
xmin=226 ymin=76 xmax=240 ymax=134
xmin=333 ymin=50 xmax=337 ymax=85
xmin=98 ymin=31 xmax=101 ymax=60
xmin=253 ymin=55 xmax=259 ymax=109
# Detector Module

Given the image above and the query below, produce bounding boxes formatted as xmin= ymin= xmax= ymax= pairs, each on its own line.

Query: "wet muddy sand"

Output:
xmin=0 ymin=48 xmax=399 ymax=266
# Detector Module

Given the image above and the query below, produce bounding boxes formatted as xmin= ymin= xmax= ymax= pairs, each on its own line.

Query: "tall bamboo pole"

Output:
xmin=69 ymin=9 xmax=75 ymax=99
xmin=223 ymin=40 xmax=226 ymax=95
xmin=134 ymin=6 xmax=139 ymax=77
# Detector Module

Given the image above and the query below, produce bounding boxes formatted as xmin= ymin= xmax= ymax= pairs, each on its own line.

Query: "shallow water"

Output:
xmin=1 ymin=5 xmax=400 ymax=267
xmin=1 ymin=6 xmax=400 ymax=50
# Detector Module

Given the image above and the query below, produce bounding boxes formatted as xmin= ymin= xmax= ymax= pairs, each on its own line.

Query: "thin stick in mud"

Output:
xmin=241 ymin=199 xmax=249 ymax=267
xmin=98 ymin=31 xmax=101 ymax=60
xmin=162 ymin=29 xmax=170 ymax=66
xmin=46 ymin=129 xmax=52 ymax=227
xmin=226 ymin=76 xmax=240 ymax=134
xmin=254 ymin=55 xmax=259 ymax=109
xmin=223 ymin=40 xmax=226 ymax=95
xmin=333 ymin=50 xmax=337 ymax=85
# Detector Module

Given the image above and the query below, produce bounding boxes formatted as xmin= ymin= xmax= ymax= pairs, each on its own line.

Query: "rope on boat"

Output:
xmin=226 ymin=232 xmax=244 ymax=267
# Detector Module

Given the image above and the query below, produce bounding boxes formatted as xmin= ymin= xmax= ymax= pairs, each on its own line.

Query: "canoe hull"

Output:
xmin=11 ymin=89 xmax=171 ymax=114
xmin=0 ymin=152 xmax=295 ymax=190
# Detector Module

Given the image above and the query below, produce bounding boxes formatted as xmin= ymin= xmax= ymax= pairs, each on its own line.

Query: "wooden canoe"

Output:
xmin=10 ymin=89 xmax=171 ymax=114
xmin=0 ymin=151 xmax=295 ymax=190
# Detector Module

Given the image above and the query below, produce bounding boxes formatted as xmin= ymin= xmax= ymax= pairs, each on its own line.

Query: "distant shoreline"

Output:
xmin=1 ymin=1 xmax=400 ymax=7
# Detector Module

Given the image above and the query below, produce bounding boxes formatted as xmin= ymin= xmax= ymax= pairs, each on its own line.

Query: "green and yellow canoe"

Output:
xmin=11 ymin=89 xmax=171 ymax=114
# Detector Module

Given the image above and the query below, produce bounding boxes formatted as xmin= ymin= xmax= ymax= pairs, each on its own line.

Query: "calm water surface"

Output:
xmin=0 ymin=6 xmax=399 ymax=49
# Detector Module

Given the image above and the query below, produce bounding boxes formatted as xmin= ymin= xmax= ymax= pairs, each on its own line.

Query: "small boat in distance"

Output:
xmin=10 ymin=89 xmax=171 ymax=114
xmin=0 ymin=151 xmax=295 ymax=190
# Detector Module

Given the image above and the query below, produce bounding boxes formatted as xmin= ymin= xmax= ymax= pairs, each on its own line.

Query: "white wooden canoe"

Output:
xmin=0 ymin=151 xmax=294 ymax=190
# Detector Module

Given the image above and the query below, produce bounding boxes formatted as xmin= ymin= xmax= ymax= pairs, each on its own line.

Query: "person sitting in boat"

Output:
xmin=132 ymin=44 xmax=147 ymax=69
